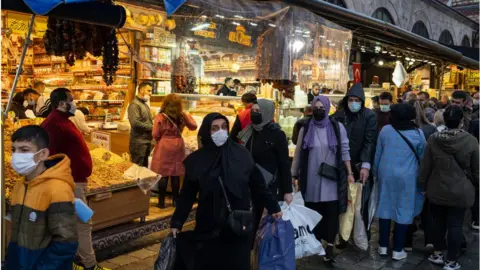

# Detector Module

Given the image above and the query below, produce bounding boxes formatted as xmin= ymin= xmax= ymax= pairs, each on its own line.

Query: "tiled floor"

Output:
xmin=99 ymin=220 xmax=479 ymax=270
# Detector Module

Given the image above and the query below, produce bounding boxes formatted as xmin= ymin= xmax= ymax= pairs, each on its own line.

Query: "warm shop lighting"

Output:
xmin=291 ymin=39 xmax=305 ymax=53
xmin=190 ymin=23 xmax=210 ymax=31
xmin=378 ymin=60 xmax=384 ymax=66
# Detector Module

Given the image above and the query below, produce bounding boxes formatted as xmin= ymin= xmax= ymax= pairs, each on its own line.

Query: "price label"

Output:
xmin=91 ymin=131 xmax=111 ymax=150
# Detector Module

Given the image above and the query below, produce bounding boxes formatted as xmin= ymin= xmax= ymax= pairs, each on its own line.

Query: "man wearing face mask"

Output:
xmin=41 ymin=88 xmax=106 ymax=270
xmin=128 ymin=82 xmax=153 ymax=167
xmin=5 ymin=125 xmax=78 ymax=270
xmin=332 ymin=83 xmax=378 ymax=244
xmin=22 ymin=88 xmax=40 ymax=114
xmin=375 ymin=92 xmax=393 ymax=132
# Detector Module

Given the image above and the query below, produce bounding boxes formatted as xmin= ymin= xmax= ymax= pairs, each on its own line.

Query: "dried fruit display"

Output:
xmin=43 ymin=0 xmax=119 ymax=85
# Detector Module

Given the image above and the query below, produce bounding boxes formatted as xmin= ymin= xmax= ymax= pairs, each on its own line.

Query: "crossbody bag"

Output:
xmin=217 ymin=176 xmax=253 ymax=236
xmin=394 ymin=128 xmax=421 ymax=164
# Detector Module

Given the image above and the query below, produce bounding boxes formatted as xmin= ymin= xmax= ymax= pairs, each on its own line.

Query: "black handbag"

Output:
xmin=318 ymin=162 xmax=340 ymax=181
xmin=217 ymin=177 xmax=253 ymax=236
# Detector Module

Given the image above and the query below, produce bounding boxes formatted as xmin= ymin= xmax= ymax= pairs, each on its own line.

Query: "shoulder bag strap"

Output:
xmin=218 ymin=177 xmax=232 ymax=213
xmin=162 ymin=113 xmax=182 ymax=135
xmin=394 ymin=128 xmax=421 ymax=164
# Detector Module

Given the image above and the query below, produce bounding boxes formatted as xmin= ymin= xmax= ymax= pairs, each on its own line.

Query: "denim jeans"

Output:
xmin=379 ymin=218 xmax=409 ymax=252
xmin=430 ymin=203 xmax=466 ymax=261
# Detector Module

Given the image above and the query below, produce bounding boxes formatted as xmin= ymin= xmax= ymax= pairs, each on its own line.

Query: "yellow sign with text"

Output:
xmin=228 ymin=25 xmax=252 ymax=47
xmin=5 ymin=11 xmax=47 ymax=36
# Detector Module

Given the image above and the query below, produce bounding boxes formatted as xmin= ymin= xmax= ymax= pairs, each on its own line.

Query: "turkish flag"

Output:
xmin=353 ymin=63 xmax=361 ymax=84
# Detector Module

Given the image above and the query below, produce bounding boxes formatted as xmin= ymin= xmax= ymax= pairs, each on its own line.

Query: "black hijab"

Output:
xmin=184 ymin=112 xmax=254 ymax=199
xmin=390 ymin=103 xmax=417 ymax=130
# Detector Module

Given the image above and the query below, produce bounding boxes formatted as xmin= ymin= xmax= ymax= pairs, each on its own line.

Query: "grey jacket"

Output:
xmin=419 ymin=130 xmax=479 ymax=208
xmin=128 ymin=97 xmax=153 ymax=144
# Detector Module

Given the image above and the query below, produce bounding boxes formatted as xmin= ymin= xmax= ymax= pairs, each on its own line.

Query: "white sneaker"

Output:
xmin=392 ymin=250 xmax=407 ymax=261
xmin=444 ymin=261 xmax=461 ymax=270
xmin=378 ymin=246 xmax=387 ymax=256
xmin=429 ymin=253 xmax=445 ymax=265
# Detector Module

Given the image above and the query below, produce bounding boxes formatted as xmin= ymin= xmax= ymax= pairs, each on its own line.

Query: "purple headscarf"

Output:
xmin=302 ymin=95 xmax=338 ymax=153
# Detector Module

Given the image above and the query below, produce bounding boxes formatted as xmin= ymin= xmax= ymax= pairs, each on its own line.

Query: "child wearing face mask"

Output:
xmin=5 ymin=125 xmax=78 ymax=269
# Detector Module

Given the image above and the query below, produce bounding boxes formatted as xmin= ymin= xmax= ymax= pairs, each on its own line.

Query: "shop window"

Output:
xmin=324 ymin=0 xmax=347 ymax=8
xmin=461 ymin=35 xmax=470 ymax=47
xmin=412 ymin=21 xmax=429 ymax=39
xmin=439 ymin=30 xmax=454 ymax=45
xmin=372 ymin=8 xmax=395 ymax=25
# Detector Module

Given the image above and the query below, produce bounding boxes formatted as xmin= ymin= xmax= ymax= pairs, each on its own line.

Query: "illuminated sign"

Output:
xmin=228 ymin=25 xmax=252 ymax=47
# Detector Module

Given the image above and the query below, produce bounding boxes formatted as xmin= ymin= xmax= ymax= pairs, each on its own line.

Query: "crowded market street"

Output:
xmin=97 ymin=220 xmax=479 ymax=270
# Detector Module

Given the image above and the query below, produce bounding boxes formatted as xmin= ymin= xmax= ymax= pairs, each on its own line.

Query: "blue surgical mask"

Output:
xmin=348 ymin=101 xmax=362 ymax=113
xmin=380 ymin=104 xmax=390 ymax=112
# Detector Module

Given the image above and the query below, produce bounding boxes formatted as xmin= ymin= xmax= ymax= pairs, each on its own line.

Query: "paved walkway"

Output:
xmin=99 ymin=221 xmax=479 ymax=270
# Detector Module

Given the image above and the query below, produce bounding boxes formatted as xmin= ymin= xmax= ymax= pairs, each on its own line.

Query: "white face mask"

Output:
xmin=11 ymin=150 xmax=42 ymax=176
xmin=211 ymin=129 xmax=228 ymax=147
xmin=68 ymin=102 xmax=77 ymax=116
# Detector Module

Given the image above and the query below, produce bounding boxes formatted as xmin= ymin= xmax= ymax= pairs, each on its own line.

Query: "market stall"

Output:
xmin=2 ymin=0 xmax=353 ymax=250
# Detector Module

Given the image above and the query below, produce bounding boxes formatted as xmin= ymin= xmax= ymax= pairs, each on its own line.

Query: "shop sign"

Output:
xmin=4 ymin=11 xmax=47 ymax=35
xmin=91 ymin=131 xmax=111 ymax=150
xmin=352 ymin=62 xmax=361 ymax=83
xmin=193 ymin=22 xmax=217 ymax=39
xmin=228 ymin=25 xmax=252 ymax=47
xmin=467 ymin=70 xmax=479 ymax=85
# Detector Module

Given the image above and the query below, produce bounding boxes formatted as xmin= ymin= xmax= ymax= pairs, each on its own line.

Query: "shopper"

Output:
xmin=451 ymin=90 xmax=472 ymax=131
xmin=70 ymin=107 xmax=92 ymax=135
xmin=371 ymin=96 xmax=380 ymax=110
xmin=22 ymin=88 xmax=40 ymax=117
xmin=411 ymin=100 xmax=436 ymax=140
xmin=33 ymin=81 xmax=46 ymax=114
xmin=292 ymin=105 xmax=313 ymax=145
xmin=40 ymin=88 xmax=106 ymax=270
xmin=5 ymin=125 xmax=78 ymax=270
xmin=151 ymin=94 xmax=197 ymax=209
xmin=308 ymin=83 xmax=321 ymax=104
xmin=373 ymin=103 xmax=426 ymax=261
xmin=237 ymin=99 xmax=293 ymax=234
xmin=170 ymin=113 xmax=282 ymax=270
xmin=216 ymin=77 xmax=236 ymax=96
xmin=332 ymin=82 xmax=377 ymax=242
xmin=128 ymin=82 xmax=153 ymax=167
xmin=291 ymin=95 xmax=354 ymax=263
xmin=420 ymin=106 xmax=479 ymax=270
xmin=230 ymin=92 xmax=257 ymax=142
xmin=9 ymin=92 xmax=28 ymax=120
xmin=434 ymin=109 xmax=447 ymax=132
xmin=375 ymin=92 xmax=393 ymax=132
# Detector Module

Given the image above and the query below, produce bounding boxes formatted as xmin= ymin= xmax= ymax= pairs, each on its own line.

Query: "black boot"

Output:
xmin=157 ymin=177 xmax=169 ymax=209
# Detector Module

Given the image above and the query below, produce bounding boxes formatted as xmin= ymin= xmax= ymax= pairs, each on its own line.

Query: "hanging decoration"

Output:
xmin=43 ymin=0 xmax=119 ymax=85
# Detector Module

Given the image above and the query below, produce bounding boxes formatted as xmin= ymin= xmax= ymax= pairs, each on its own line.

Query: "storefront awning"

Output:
xmin=283 ymin=0 xmax=479 ymax=70
xmin=2 ymin=0 xmax=126 ymax=28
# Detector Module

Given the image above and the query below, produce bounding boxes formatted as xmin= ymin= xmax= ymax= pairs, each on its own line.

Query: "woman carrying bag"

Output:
xmin=151 ymin=94 xmax=197 ymax=208
xmin=291 ymin=95 xmax=354 ymax=264
xmin=170 ymin=113 xmax=282 ymax=270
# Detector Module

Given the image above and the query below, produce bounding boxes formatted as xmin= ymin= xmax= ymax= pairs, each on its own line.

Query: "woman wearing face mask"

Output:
xmin=292 ymin=95 xmax=354 ymax=264
xmin=237 ymin=99 xmax=293 ymax=232
xmin=373 ymin=103 xmax=426 ymax=261
xmin=151 ymin=94 xmax=197 ymax=209
xmin=410 ymin=100 xmax=436 ymax=140
xmin=170 ymin=113 xmax=281 ymax=270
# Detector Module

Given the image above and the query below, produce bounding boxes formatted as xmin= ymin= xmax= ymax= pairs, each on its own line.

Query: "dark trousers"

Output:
xmin=472 ymin=189 xmax=479 ymax=224
xmin=130 ymin=142 xmax=151 ymax=167
xmin=430 ymin=203 xmax=466 ymax=261
xmin=405 ymin=200 xmax=435 ymax=248
xmin=158 ymin=176 xmax=180 ymax=206
xmin=305 ymin=201 xmax=339 ymax=244
xmin=379 ymin=219 xmax=408 ymax=252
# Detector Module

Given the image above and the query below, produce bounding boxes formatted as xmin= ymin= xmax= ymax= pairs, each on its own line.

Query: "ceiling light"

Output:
xmin=405 ymin=57 xmax=411 ymax=61
xmin=382 ymin=50 xmax=388 ymax=54
xmin=431 ymin=63 xmax=436 ymax=66
xmin=291 ymin=39 xmax=305 ymax=53
xmin=378 ymin=60 xmax=384 ymax=66
xmin=375 ymin=46 xmax=381 ymax=51
xmin=390 ymin=53 xmax=396 ymax=56
xmin=319 ymin=35 xmax=326 ymax=38
xmin=232 ymin=22 xmax=240 ymax=26
xmin=303 ymin=34 xmax=310 ymax=38
xmin=201 ymin=15 xmax=207 ymax=19
xmin=215 ymin=14 xmax=225 ymax=19
xmin=190 ymin=23 xmax=210 ymax=31
xmin=410 ymin=58 xmax=415 ymax=62
xmin=268 ymin=23 xmax=276 ymax=27
xmin=249 ymin=22 xmax=258 ymax=27
xmin=234 ymin=15 xmax=244 ymax=19
xmin=304 ymin=31 xmax=311 ymax=34
xmin=409 ymin=61 xmax=414 ymax=65
xmin=295 ymin=29 xmax=303 ymax=33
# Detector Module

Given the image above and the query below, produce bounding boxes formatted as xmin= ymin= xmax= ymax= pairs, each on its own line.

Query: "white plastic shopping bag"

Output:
xmin=124 ymin=164 xmax=161 ymax=194
xmin=353 ymin=183 xmax=368 ymax=251
xmin=281 ymin=202 xmax=325 ymax=258
xmin=292 ymin=192 xmax=305 ymax=206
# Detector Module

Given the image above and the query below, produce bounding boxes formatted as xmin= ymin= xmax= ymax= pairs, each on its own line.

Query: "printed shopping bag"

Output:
xmin=353 ymin=183 xmax=368 ymax=251
xmin=339 ymin=182 xmax=359 ymax=241
xmin=257 ymin=217 xmax=295 ymax=270
xmin=281 ymin=203 xmax=325 ymax=259
xmin=367 ymin=180 xmax=378 ymax=230
xmin=154 ymin=234 xmax=176 ymax=270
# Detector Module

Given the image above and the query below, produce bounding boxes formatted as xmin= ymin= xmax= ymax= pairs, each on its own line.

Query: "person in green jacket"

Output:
xmin=419 ymin=106 xmax=479 ymax=270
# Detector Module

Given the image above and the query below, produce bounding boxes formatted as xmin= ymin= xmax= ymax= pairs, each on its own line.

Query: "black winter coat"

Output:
xmin=332 ymin=85 xmax=377 ymax=177
xmin=298 ymin=118 xmax=348 ymax=213
xmin=245 ymin=125 xmax=293 ymax=200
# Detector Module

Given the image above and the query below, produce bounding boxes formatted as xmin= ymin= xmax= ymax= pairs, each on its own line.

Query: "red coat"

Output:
xmin=41 ymin=109 xmax=92 ymax=183
xmin=151 ymin=113 xmax=197 ymax=176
